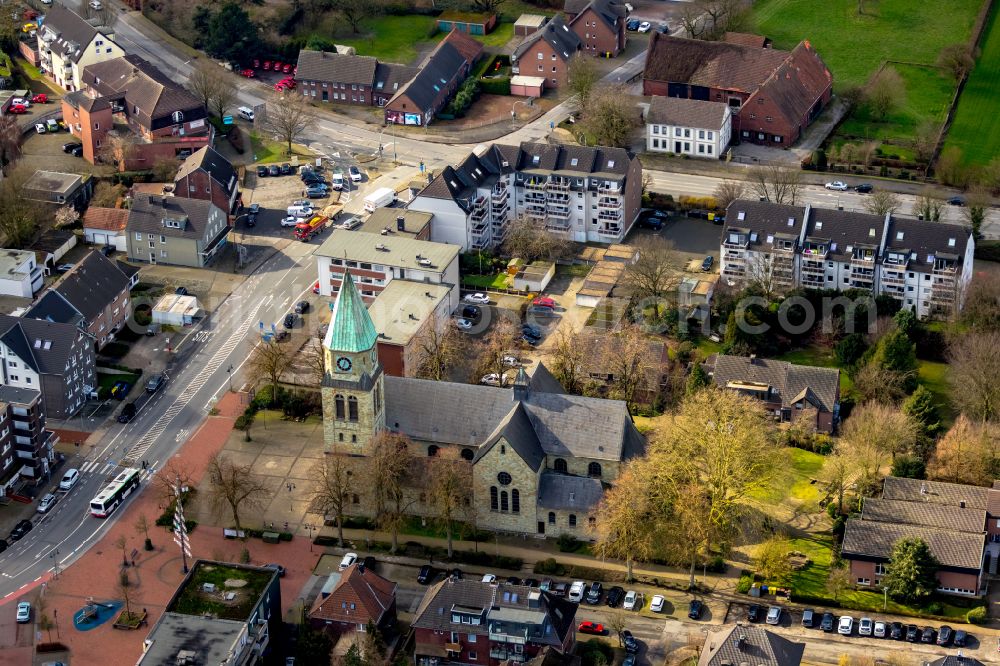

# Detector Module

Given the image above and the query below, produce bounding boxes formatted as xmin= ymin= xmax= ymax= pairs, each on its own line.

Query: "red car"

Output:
xmin=263 ymin=61 xmax=272 ymax=70
xmin=293 ymin=66 xmax=298 ymax=76
xmin=8 ymin=104 xmax=27 ymax=114
xmin=578 ymin=621 xmax=604 ymax=635
xmin=279 ymin=78 xmax=296 ymax=90
xmin=312 ymin=281 xmax=320 ymax=294
xmin=532 ymin=296 xmax=556 ymax=309
xmin=274 ymin=83 xmax=286 ymax=92
xmin=30 ymin=93 xmax=47 ymax=104
xmin=240 ymin=69 xmax=255 ymax=78
xmin=282 ymin=63 xmax=292 ymax=74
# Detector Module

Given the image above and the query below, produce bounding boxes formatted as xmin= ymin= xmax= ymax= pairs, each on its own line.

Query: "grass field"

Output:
xmin=751 ymin=448 xmax=826 ymax=508
xmin=944 ymin=3 xmax=1000 ymax=165
xmin=335 ymin=15 xmax=517 ymax=63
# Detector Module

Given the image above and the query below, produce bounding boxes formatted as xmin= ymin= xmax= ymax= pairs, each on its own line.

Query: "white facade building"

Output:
xmin=645 ymin=96 xmax=731 ymax=158
xmin=36 ymin=5 xmax=124 ymax=92
xmin=720 ymin=200 xmax=975 ymax=319
xmin=0 ymin=250 xmax=43 ymax=298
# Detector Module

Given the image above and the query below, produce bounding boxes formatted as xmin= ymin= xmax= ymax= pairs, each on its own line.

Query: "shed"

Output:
xmin=22 ymin=170 xmax=92 ymax=208
xmin=604 ymin=244 xmax=639 ymax=264
xmin=513 ymin=261 xmax=555 ymax=292
xmin=576 ymin=259 xmax=626 ymax=307
xmin=30 ymin=229 xmax=77 ymax=274
xmin=514 ymin=14 xmax=549 ymax=36
xmin=510 ymin=75 xmax=545 ymax=98
xmin=436 ymin=11 xmax=497 ymax=35
xmin=152 ymin=294 xmax=202 ymax=326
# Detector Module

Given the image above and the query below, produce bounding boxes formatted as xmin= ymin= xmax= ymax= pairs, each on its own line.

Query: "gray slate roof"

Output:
xmin=127 ymin=193 xmax=221 ymax=239
xmin=566 ymin=0 xmax=625 ymax=29
xmin=35 ymin=250 xmax=130 ymax=323
xmin=926 ymin=657 xmax=984 ymax=666
xmin=0 ymin=385 xmax=41 ymax=406
xmin=528 ymin=362 xmax=565 ymax=395
xmin=709 ymin=354 xmax=840 ymax=412
xmin=884 ymin=216 xmax=971 ymax=274
xmin=699 ymin=625 xmax=804 ymax=666
xmin=647 ymin=96 xmax=729 ymax=130
xmin=803 ymin=205 xmax=886 ymax=261
xmin=23 ymin=291 xmax=83 ymax=328
xmin=474 ymin=402 xmax=546 ymax=471
xmin=0 ymin=314 xmax=83 ymax=375
xmin=862 ymin=497 xmax=986 ymax=534
xmin=841 ymin=518 xmax=985 ymax=571
xmin=174 ymin=146 xmax=238 ymax=196
xmin=295 ymin=49 xmax=379 ymax=86
xmin=412 ymin=579 xmax=495 ymax=631
xmin=83 ymin=55 xmax=205 ymax=129
xmin=39 ymin=5 xmax=109 ymax=64
xmin=537 ymin=473 xmax=604 ymax=511
xmin=374 ymin=62 xmax=418 ymax=96
xmin=389 ymin=33 xmax=479 ymax=112
xmin=724 ymin=200 xmax=807 ymax=253
xmin=513 ymin=15 xmax=581 ymax=62
xmin=882 ymin=476 xmax=990 ymax=510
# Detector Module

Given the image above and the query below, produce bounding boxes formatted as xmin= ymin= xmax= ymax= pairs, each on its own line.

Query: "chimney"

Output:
xmin=749 ymin=354 xmax=757 ymax=364
xmin=960 ymin=500 xmax=966 ymax=508
xmin=396 ymin=215 xmax=405 ymax=231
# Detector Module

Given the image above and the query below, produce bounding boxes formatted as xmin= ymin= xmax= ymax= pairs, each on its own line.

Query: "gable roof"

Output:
xmin=567 ymin=0 xmax=625 ymax=29
xmin=884 ymin=216 xmax=972 ymax=274
xmin=0 ymin=314 xmax=84 ymax=375
xmin=723 ymin=32 xmax=771 ymax=48
xmin=514 ymin=15 xmax=581 ymax=62
xmin=643 ymin=32 xmax=789 ymax=92
xmin=388 ymin=41 xmax=470 ymax=112
xmin=39 ymin=5 xmax=109 ymax=64
xmin=308 ymin=564 xmax=396 ymax=624
xmin=373 ymin=62 xmax=418 ymax=97
xmin=324 ymin=269 xmax=379 ymax=354
xmin=440 ymin=29 xmax=485 ymax=65
xmin=709 ymin=354 xmax=840 ymax=412
xmin=127 ymin=193 xmax=222 ymax=239
xmin=474 ymin=402 xmax=546 ymax=471
xmin=42 ymin=250 xmax=131 ymax=322
xmin=295 ymin=49 xmax=379 ymax=86
xmin=861 ymin=497 xmax=986 ymax=534
xmin=21 ymin=291 xmax=83 ymax=327
xmin=841 ymin=517 xmax=985 ymax=571
xmin=700 ymin=625 xmax=804 ymax=666
xmin=82 ymin=207 xmax=129 ymax=232
xmin=749 ymin=41 xmax=832 ymax=130
xmin=647 ymin=96 xmax=729 ymax=130
xmin=528 ymin=362 xmax=565 ymax=395
xmin=882 ymin=476 xmax=990 ymax=510
xmin=83 ymin=55 xmax=204 ymax=129
xmin=413 ymin=579 xmax=496 ymax=631
xmin=174 ymin=146 xmax=238 ymax=195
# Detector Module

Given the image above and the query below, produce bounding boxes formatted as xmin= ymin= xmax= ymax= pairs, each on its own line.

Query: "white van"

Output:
xmin=287 ymin=204 xmax=314 ymax=218
xmin=363 ymin=187 xmax=396 ymax=213
xmin=237 ymin=106 xmax=255 ymax=121
xmin=568 ymin=581 xmax=586 ymax=603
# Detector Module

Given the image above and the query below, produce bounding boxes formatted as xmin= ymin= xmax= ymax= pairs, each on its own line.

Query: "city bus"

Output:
xmin=90 ymin=467 xmax=141 ymax=518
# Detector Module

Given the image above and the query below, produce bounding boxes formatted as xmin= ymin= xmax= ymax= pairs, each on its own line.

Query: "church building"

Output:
xmin=320 ymin=271 xmax=646 ymax=538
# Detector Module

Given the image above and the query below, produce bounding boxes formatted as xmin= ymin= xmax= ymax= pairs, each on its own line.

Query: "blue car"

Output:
xmin=627 ymin=18 xmax=641 ymax=31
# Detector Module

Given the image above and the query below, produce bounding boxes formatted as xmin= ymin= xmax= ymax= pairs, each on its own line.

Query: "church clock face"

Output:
xmin=336 ymin=356 xmax=353 ymax=372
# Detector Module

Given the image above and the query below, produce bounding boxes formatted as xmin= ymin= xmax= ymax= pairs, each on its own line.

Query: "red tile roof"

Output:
xmin=441 ymin=28 xmax=485 ymax=65
xmin=82 ymin=207 xmax=128 ymax=232
xmin=308 ymin=564 xmax=397 ymax=625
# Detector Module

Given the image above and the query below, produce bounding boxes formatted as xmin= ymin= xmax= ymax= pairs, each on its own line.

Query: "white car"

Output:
xmin=623 ymin=590 xmax=641 ymax=611
xmin=858 ymin=617 xmax=873 ymax=636
xmin=502 ymin=355 xmax=519 ymax=367
xmin=838 ymin=616 xmax=854 ymax=635
xmin=12 ymin=98 xmax=31 ymax=107
xmin=15 ymin=601 xmax=30 ymax=623
xmin=481 ymin=373 xmax=503 ymax=387
xmin=281 ymin=216 xmax=300 ymax=227
xmin=89 ymin=0 xmax=103 ymax=9
xmin=58 ymin=468 xmax=79 ymax=491
xmin=482 ymin=573 xmax=497 ymax=584
xmin=455 ymin=318 xmax=474 ymax=331
xmin=637 ymin=21 xmax=651 ymax=33
xmin=34 ymin=123 xmax=46 ymax=134
xmin=649 ymin=594 xmax=665 ymax=613
xmin=330 ymin=173 xmax=345 ymax=191
xmin=37 ymin=493 xmax=57 ymax=513
xmin=463 ymin=293 xmax=490 ymax=305
xmin=349 ymin=166 xmax=363 ymax=183
xmin=825 ymin=181 xmax=849 ymax=191
xmin=568 ymin=581 xmax=586 ymax=603
xmin=624 ymin=2 xmax=634 ymax=11
xmin=338 ymin=552 xmax=358 ymax=571
xmin=766 ymin=606 xmax=781 ymax=625
xmin=873 ymin=621 xmax=887 ymax=638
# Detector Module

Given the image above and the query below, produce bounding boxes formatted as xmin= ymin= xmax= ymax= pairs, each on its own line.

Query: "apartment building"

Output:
xmin=35 ymin=5 xmax=124 ymax=92
xmin=720 ymin=200 xmax=975 ymax=318
xmin=409 ymin=142 xmax=642 ymax=250
xmin=0 ymin=387 xmax=57 ymax=492
xmin=125 ymin=194 xmax=230 ymax=268
xmin=564 ymin=0 xmax=627 ymax=57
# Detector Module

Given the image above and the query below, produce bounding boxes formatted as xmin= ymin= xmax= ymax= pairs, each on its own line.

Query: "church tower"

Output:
xmin=321 ymin=269 xmax=385 ymax=454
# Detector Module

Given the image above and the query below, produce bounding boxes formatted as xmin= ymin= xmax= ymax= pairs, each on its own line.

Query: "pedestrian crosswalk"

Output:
xmin=77 ymin=460 xmax=155 ymax=481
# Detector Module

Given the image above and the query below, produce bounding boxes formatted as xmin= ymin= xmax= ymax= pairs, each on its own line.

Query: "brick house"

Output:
xmin=700 ymin=626 xmax=804 ymax=666
xmin=173 ymin=146 xmax=241 ymax=215
xmin=384 ymin=30 xmax=483 ymax=126
xmin=35 ymin=5 xmax=124 ymax=91
xmin=564 ymin=0 xmax=626 ymax=57
xmin=308 ymin=564 xmax=397 ymax=637
xmin=0 ymin=387 xmax=58 ymax=491
xmin=705 ymin=354 xmax=841 ymax=433
xmin=295 ymin=49 xmax=417 ymax=107
xmin=413 ymin=578 xmax=577 ymax=666
xmin=642 ymin=32 xmax=832 ymax=146
xmin=511 ymin=16 xmax=581 ymax=89
xmin=840 ymin=476 xmax=1000 ymax=597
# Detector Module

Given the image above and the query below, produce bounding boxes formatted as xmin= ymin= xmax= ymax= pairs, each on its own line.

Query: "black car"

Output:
xmin=257 ymin=166 xmax=268 ymax=177
xmin=748 ymin=604 xmax=762 ymax=622
xmin=905 ymin=624 xmax=919 ymax=642
xmin=688 ymin=599 xmax=704 ymax=620
xmin=854 ymin=183 xmax=874 ymax=193
xmin=821 ymin=612 xmax=836 ymax=632
xmin=268 ymin=164 xmax=280 ymax=177
xmin=117 ymin=401 xmax=137 ymax=423
xmin=9 ymin=519 xmax=32 ymax=542
xmin=627 ymin=18 xmax=641 ymax=31
xmin=801 ymin=609 xmax=815 ymax=628
xmin=284 ymin=313 xmax=297 ymax=329
xmin=280 ymin=163 xmax=293 ymax=175
xmin=462 ymin=305 xmax=481 ymax=320
xmin=294 ymin=300 xmax=310 ymax=314
xmin=417 ymin=565 xmax=433 ymax=584
xmin=0 ymin=538 xmax=7 ymax=553
xmin=175 ymin=286 xmax=188 ymax=295
xmin=70 ymin=145 xmax=84 ymax=157
xmin=947 ymin=196 xmax=966 ymax=206
xmin=656 ymin=22 xmax=669 ymax=33
xmin=621 ymin=630 xmax=639 ymax=654
xmin=953 ymin=629 xmax=968 ymax=647
xmin=449 ymin=567 xmax=462 ymax=580
xmin=921 ymin=627 xmax=936 ymax=644
xmin=361 ymin=556 xmax=377 ymax=572
xmin=246 ymin=212 xmax=256 ymax=227
xmin=61 ymin=141 xmax=82 ymax=153
xmin=506 ymin=576 xmax=521 ymax=586
xmin=937 ymin=625 xmax=953 ymax=646
xmin=889 ymin=622 xmax=904 ymax=640
xmin=523 ymin=578 xmax=539 ymax=588
xmin=522 ymin=324 xmax=542 ymax=339
xmin=701 ymin=255 xmax=714 ymax=272
xmin=585 ymin=581 xmax=603 ymax=605
xmin=606 ymin=586 xmax=625 ymax=608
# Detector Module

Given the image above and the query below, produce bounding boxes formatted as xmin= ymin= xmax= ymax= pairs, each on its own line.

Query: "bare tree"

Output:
xmin=95 ymin=2 xmax=117 ymax=28
xmin=330 ymin=0 xmax=384 ymax=33
xmin=210 ymin=74 xmax=239 ymax=121
xmin=912 ymin=188 xmax=944 ymax=221
xmin=593 ymin=462 xmax=654 ymax=581
xmin=927 ymin=416 xmax=1000 ymax=485
xmin=301 ymin=340 xmax=328 ymax=387
xmin=500 ymin=216 xmax=573 ymax=262
xmin=937 ymin=44 xmax=975 ymax=81
xmin=713 ymin=179 xmax=746 ymax=210
xmin=187 ymin=61 xmax=222 ymax=111
xmin=679 ymin=0 xmax=748 ymax=40
xmin=747 ymin=164 xmax=802 ymax=205
xmin=840 ymin=402 xmax=918 ymax=493
xmin=118 ymin=569 xmax=137 ymax=623
xmin=853 ymin=360 xmax=912 ymax=405
xmin=0 ymin=115 xmax=22 ymax=168
xmin=0 ymin=167 xmax=39 ymax=247
xmin=913 ymin=120 xmax=939 ymax=165
xmin=623 ymin=236 xmax=678 ymax=317
xmin=567 ymin=55 xmax=600 ymax=110
xmin=98 ymin=130 xmax=138 ymax=171
xmin=135 ymin=513 xmax=153 ymax=550
xmin=263 ymin=93 xmax=317 ymax=156
xmin=550 ymin=328 xmax=586 ymax=394
xmin=474 ymin=318 xmax=519 ymax=386
xmin=114 ymin=534 xmax=129 ymax=567
xmin=470 ymin=0 xmax=506 ymax=14
xmin=368 ymin=431 xmax=416 ymax=553
xmin=745 ymin=252 xmax=782 ymax=301
xmin=585 ymin=86 xmax=639 ymax=148
xmin=863 ymin=189 xmax=902 ymax=216
xmin=427 ymin=454 xmax=473 ymax=558
xmin=597 ymin=323 xmax=654 ymax=410
xmin=91 ymin=181 xmax=125 ymax=208
xmin=658 ymin=480 xmax=714 ymax=589
xmin=948 ymin=330 xmax=1000 ymax=421
xmin=413 ymin=312 xmax=466 ymax=381
xmin=755 ymin=535 xmax=793 ymax=584
xmin=248 ymin=341 xmax=295 ymax=396
xmin=206 ymin=454 xmax=272 ymax=532
xmin=866 ymin=67 xmax=905 ymax=121
xmin=154 ymin=457 xmax=196 ymax=510
xmin=310 ymin=452 xmax=355 ymax=546
xmin=826 ymin=564 xmax=851 ymax=602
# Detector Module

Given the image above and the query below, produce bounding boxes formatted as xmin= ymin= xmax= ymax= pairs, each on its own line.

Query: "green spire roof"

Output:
xmin=323 ymin=269 xmax=378 ymax=353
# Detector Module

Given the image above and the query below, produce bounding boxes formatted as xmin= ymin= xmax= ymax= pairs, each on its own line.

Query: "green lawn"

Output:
xmin=945 ymin=3 xmax=1000 ymax=165
xmin=335 ymin=15 xmax=518 ymax=64
xmin=918 ymin=359 xmax=955 ymax=424
xmin=250 ymin=133 xmax=314 ymax=165
xmin=751 ymin=448 xmax=826 ymax=507
xmin=463 ymin=273 xmax=509 ymax=289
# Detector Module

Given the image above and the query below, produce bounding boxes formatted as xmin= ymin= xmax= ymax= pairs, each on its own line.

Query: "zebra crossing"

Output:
xmin=77 ymin=460 xmax=155 ymax=481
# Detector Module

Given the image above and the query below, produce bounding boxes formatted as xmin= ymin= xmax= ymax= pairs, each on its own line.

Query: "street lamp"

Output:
xmin=304 ymin=523 xmax=316 ymax=552
xmin=50 ymin=548 xmax=60 ymax=577
xmin=226 ymin=364 xmax=234 ymax=393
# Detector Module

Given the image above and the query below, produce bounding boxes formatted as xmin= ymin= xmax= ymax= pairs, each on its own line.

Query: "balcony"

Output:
xmin=525 ymin=203 xmax=546 ymax=220
xmin=724 ymin=236 xmax=749 ymax=250
xmin=723 ymin=265 xmax=747 ymax=279
xmin=597 ymin=197 xmax=622 ymax=210
xmin=524 ymin=191 xmax=546 ymax=205
xmin=802 ymin=244 xmax=828 ymax=259
xmin=597 ymin=225 xmax=623 ymax=239
xmin=491 ymin=185 xmax=509 ymax=207
xmin=545 ymin=218 xmax=571 ymax=231
xmin=524 ymin=178 xmax=547 ymax=192
xmin=801 ymin=273 xmax=825 ymax=288
xmin=724 ymin=249 xmax=748 ymax=265
xmin=881 ymin=270 xmax=906 ymax=286
xmin=597 ymin=182 xmax=621 ymax=194
xmin=491 ymin=199 xmax=509 ymax=221
xmin=547 ymin=203 xmax=571 ymax=219
xmin=598 ymin=209 xmax=622 ymax=222
xmin=491 ymin=650 xmax=526 ymax=662
xmin=470 ymin=197 xmax=488 ymax=223
xmin=547 ymin=178 xmax=570 ymax=192
xmin=801 ymin=259 xmax=825 ymax=276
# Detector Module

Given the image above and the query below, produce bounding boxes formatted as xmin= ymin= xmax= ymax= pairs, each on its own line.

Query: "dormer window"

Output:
xmin=607 ymin=160 xmax=615 ymax=168
xmin=896 ymin=231 xmax=904 ymax=240
xmin=948 ymin=238 xmax=956 ymax=247
xmin=171 ymin=111 xmax=184 ymax=124
xmin=532 ymin=155 xmax=540 ymax=165
xmin=570 ymin=158 xmax=578 ymax=167
xmin=815 ymin=221 xmax=823 ymax=230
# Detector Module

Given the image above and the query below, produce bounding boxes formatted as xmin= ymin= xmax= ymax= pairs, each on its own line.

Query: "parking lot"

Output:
xmin=18 ymin=119 xmax=114 ymax=177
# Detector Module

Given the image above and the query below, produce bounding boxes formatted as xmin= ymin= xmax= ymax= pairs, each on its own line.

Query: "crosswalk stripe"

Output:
xmin=79 ymin=461 xmax=95 ymax=474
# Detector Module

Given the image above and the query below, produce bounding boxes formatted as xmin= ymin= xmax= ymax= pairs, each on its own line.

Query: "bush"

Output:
xmin=479 ymin=76 xmax=511 ymax=96
xmin=705 ymin=555 xmax=727 ymax=573
xmin=975 ymin=240 xmax=1000 ymax=263
xmin=678 ymin=194 xmax=719 ymax=211
xmin=737 ymin=570 xmax=754 ymax=594
xmin=923 ymin=601 xmax=944 ymax=615
xmin=227 ymin=125 xmax=245 ymax=154
xmin=279 ymin=531 xmax=293 ymax=541
xmin=535 ymin=557 xmax=563 ymax=575
xmin=967 ymin=605 xmax=988 ymax=624
xmin=580 ymin=639 xmax=614 ymax=666
xmin=557 ymin=533 xmax=584 ymax=553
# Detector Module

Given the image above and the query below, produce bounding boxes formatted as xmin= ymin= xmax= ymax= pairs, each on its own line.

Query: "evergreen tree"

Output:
xmin=893 ymin=308 xmax=918 ymax=339
xmin=883 ymin=537 xmax=939 ymax=603
xmin=835 ymin=332 xmax=868 ymax=368
xmin=903 ymin=386 xmax=941 ymax=440
xmin=872 ymin=328 xmax=918 ymax=392
xmin=686 ymin=362 xmax=710 ymax=395
xmin=205 ymin=3 xmax=261 ymax=66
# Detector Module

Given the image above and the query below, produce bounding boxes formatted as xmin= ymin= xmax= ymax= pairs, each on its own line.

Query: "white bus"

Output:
xmin=90 ymin=468 xmax=141 ymax=518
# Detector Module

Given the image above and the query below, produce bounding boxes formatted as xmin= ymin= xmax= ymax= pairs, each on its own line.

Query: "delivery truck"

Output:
xmin=294 ymin=214 xmax=328 ymax=241
xmin=364 ymin=187 xmax=396 ymax=213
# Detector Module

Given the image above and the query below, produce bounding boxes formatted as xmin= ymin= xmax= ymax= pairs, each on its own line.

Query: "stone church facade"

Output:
xmin=321 ymin=271 xmax=646 ymax=538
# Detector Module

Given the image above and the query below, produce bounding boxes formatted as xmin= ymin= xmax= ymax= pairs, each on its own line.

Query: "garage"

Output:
xmin=510 ymin=75 xmax=545 ymax=99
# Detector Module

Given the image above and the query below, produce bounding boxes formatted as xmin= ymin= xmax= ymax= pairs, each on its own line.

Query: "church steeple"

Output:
xmin=324 ymin=268 xmax=378 ymax=353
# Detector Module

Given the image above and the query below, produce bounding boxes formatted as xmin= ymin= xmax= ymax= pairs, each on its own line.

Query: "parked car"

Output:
xmin=175 ymin=286 xmax=188 ymax=296
xmin=16 ymin=601 xmax=30 ymax=623
xmin=338 ymin=552 xmax=358 ymax=571
xmin=801 ymin=609 xmax=815 ymax=628
xmin=953 ymin=629 xmax=968 ymax=647
xmin=889 ymin=622 xmax=904 ymax=640
xmin=606 ymin=586 xmax=625 ymax=608
xmin=417 ymin=565 xmax=433 ymax=584
xmin=7 ymin=104 xmax=27 ymax=114
xmin=294 ymin=301 xmax=310 ymax=314
xmin=825 ymin=181 xmax=849 ymax=191
xmin=821 ymin=612 xmax=836 ymax=632
xmin=766 ymin=606 xmax=782 ymax=625
xmin=146 ymin=373 xmax=166 ymax=393
xmin=117 ymin=401 xmax=137 ymax=423
xmin=462 ymin=305 xmax=481 ymax=320
xmin=747 ymin=604 xmax=762 ymax=622
xmin=257 ymin=166 xmax=268 ymax=177
xmin=110 ymin=381 xmax=131 ymax=400
xmin=854 ymin=183 xmax=874 ymax=193
xmin=688 ymin=599 xmax=703 ymax=620
xmin=585 ymin=581 xmax=603 ymax=605
xmin=268 ymin=165 xmax=280 ymax=177
xmin=622 ymin=656 xmax=636 ymax=666
xmin=0 ymin=539 xmax=7 ymax=553
xmin=551 ymin=582 xmax=568 ymax=597
xmin=312 ymin=281 xmax=321 ymax=294
xmin=34 ymin=122 xmax=46 ymax=134
xmin=12 ymin=97 xmax=32 ymax=107
xmin=349 ymin=166 xmax=362 ymax=182
xmin=31 ymin=94 xmax=47 ymax=104
xmin=873 ymin=621 xmax=887 ymax=638
xmin=568 ymin=581 xmax=586 ymax=602
xmin=46 ymin=119 xmax=59 ymax=132
xmin=240 ymin=68 xmax=255 ymax=78
xmin=59 ymin=469 xmax=80 ymax=491
xmin=505 ymin=576 xmax=520 ymax=586
xmin=480 ymin=373 xmax=503 ymax=387
xmin=284 ymin=313 xmax=298 ymax=329
xmin=921 ymin=627 xmax=936 ymax=644
xmin=838 ymin=616 xmax=854 ymax=635
xmin=9 ymin=519 xmax=32 ymax=541
xmin=502 ymin=355 xmax=519 ymax=367
xmin=305 ymin=188 xmax=328 ymax=199
xmin=701 ymin=255 xmax=714 ymax=272
xmin=532 ymin=296 xmax=556 ymax=309
xmin=361 ymin=556 xmax=377 ymax=572
xmin=905 ymin=625 xmax=919 ymax=642
xmin=650 ymin=594 xmax=665 ymax=613
xmin=578 ymin=621 xmax=604 ymax=635
xmin=621 ymin=630 xmax=639 ymax=653
xmin=858 ymin=617 xmax=873 ymax=636
xmin=263 ymin=61 xmax=272 ymax=70
xmin=70 ymin=145 xmax=84 ymax=157
xmin=623 ymin=591 xmax=641 ymax=611
xmin=62 ymin=141 xmax=82 ymax=153
xmin=281 ymin=216 xmax=300 ymax=228
xmin=948 ymin=196 xmax=966 ymax=206
xmin=279 ymin=163 xmax=294 ymax=176
xmin=455 ymin=318 xmax=474 ymax=331
xmin=627 ymin=18 xmax=641 ymax=30
xmin=37 ymin=493 xmax=57 ymax=513
xmin=523 ymin=578 xmax=539 ymax=588
xmin=56 ymin=263 xmax=75 ymax=273
xmin=522 ymin=324 xmax=542 ymax=339
xmin=656 ymin=22 xmax=670 ymax=33
xmin=637 ymin=21 xmax=651 ymax=32
xmin=463 ymin=292 xmax=490 ymax=304
xmin=937 ymin=626 xmax=953 ymax=646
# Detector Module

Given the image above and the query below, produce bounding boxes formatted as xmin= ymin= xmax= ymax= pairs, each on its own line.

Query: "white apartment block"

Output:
xmin=645 ymin=96 xmax=732 ymax=158
xmin=408 ymin=141 xmax=643 ymax=250
xmin=37 ymin=5 xmax=124 ymax=92
xmin=0 ymin=250 xmax=43 ymax=298
xmin=721 ymin=200 xmax=975 ymax=319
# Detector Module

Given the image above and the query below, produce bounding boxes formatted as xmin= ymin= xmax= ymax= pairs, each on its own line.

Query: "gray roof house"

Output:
xmin=125 ymin=193 xmax=229 ymax=268
xmin=512 ymin=15 xmax=582 ymax=68
xmin=699 ymin=625 xmax=804 ymax=666
xmin=295 ymin=49 xmax=418 ymax=107
xmin=22 ymin=170 xmax=92 ymax=209
xmin=35 ymin=4 xmax=125 ymax=91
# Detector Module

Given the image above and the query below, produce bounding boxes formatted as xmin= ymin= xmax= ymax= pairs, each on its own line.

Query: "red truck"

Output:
xmin=294 ymin=214 xmax=328 ymax=241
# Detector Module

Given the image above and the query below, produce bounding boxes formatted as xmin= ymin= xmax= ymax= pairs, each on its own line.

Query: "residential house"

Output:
xmin=0 ymin=387 xmax=58 ymax=492
xmin=24 ymin=250 xmax=136 ymax=350
xmin=511 ymin=16 xmax=581 ymax=89
xmin=296 ymin=49 xmax=419 ymax=108
xmin=564 ymin=0 xmax=626 ymax=57
xmin=720 ymin=200 xmax=976 ymax=318
xmin=642 ymin=33 xmax=832 ymax=146
xmin=413 ymin=578 xmax=578 ymax=666
xmin=308 ymin=563 xmax=397 ymax=637
xmin=64 ymin=54 xmax=211 ymax=170
xmin=645 ymin=96 xmax=732 ymax=158
xmin=0 ymin=314 xmax=95 ymax=419
xmin=358 ymin=208 xmax=433 ymax=240
xmin=125 ymin=193 xmax=229 ymax=268
xmin=581 ymin=334 xmax=670 ymax=405
xmin=705 ymin=354 xmax=841 ymax=433
xmin=0 ymin=250 xmax=43 ymax=298
xmin=841 ymin=476 xmax=1000 ymax=596
xmin=408 ymin=141 xmax=642 ymax=248
xmin=82 ymin=207 xmax=129 ymax=251
xmin=320 ymin=275 xmax=645 ymax=538
xmin=22 ymin=170 xmax=92 ymax=209
xmin=138 ymin=560 xmax=281 ymax=666
xmin=314 ymin=230 xmax=461 ymax=306
xmin=35 ymin=5 xmax=124 ymax=91
xmin=384 ymin=29 xmax=484 ymax=126
xmin=699 ymin=626 xmax=804 ymax=666
xmin=173 ymin=146 xmax=241 ymax=215
xmin=367 ymin=281 xmax=453 ymax=377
